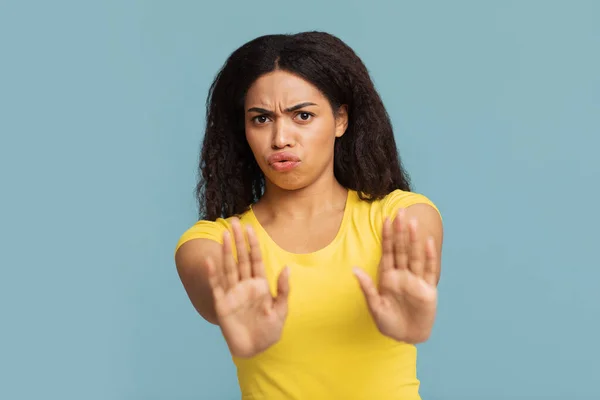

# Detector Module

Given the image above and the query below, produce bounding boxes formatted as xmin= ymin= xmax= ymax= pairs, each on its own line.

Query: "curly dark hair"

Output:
xmin=196 ymin=31 xmax=411 ymax=220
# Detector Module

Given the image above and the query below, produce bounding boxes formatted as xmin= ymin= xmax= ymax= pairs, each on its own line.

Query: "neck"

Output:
xmin=258 ymin=175 xmax=348 ymax=220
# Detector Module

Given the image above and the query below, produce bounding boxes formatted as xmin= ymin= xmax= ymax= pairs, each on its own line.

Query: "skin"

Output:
xmin=175 ymin=70 xmax=444 ymax=358
xmin=245 ymin=70 xmax=350 ymax=255
xmin=245 ymin=70 xmax=349 ymax=222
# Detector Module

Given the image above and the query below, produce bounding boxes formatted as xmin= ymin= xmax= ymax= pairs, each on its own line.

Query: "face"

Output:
xmin=244 ymin=70 xmax=348 ymax=191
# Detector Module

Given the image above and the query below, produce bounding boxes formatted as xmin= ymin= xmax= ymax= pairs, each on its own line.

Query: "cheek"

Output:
xmin=308 ymin=120 xmax=337 ymax=151
xmin=244 ymin=124 xmax=257 ymax=148
xmin=245 ymin=129 xmax=266 ymax=161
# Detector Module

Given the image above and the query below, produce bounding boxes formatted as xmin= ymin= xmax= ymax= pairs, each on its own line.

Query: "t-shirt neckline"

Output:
xmin=248 ymin=190 xmax=355 ymax=264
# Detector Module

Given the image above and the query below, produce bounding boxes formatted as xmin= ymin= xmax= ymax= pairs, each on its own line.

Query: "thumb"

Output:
xmin=353 ymin=267 xmax=381 ymax=311
xmin=273 ymin=266 xmax=290 ymax=319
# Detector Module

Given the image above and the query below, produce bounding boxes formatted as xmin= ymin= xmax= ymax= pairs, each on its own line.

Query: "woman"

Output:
xmin=175 ymin=31 xmax=443 ymax=399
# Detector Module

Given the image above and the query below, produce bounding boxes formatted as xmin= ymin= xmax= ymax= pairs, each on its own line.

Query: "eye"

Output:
xmin=296 ymin=112 xmax=313 ymax=122
xmin=252 ymin=115 xmax=270 ymax=124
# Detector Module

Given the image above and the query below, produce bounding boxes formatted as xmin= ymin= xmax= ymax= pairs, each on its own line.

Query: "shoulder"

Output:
xmin=353 ymin=189 xmax=441 ymax=218
xmin=380 ymin=189 xmax=440 ymax=218
xmin=350 ymin=189 xmax=443 ymax=241
xmin=174 ymin=209 xmax=253 ymax=254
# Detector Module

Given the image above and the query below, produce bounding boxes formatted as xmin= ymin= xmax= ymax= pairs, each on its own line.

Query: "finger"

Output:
xmin=273 ymin=266 xmax=290 ymax=319
xmin=206 ymin=257 xmax=225 ymax=302
xmin=393 ymin=208 xmax=409 ymax=270
xmin=353 ymin=267 xmax=381 ymax=311
xmin=247 ymin=226 xmax=266 ymax=278
xmin=380 ymin=217 xmax=394 ymax=273
xmin=408 ymin=218 xmax=425 ymax=277
xmin=232 ymin=218 xmax=251 ymax=280
xmin=423 ymin=236 xmax=439 ymax=286
xmin=221 ymin=230 xmax=238 ymax=290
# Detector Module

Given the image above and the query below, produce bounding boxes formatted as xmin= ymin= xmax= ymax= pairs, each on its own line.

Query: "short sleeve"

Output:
xmin=174 ymin=218 xmax=231 ymax=254
xmin=382 ymin=189 xmax=442 ymax=220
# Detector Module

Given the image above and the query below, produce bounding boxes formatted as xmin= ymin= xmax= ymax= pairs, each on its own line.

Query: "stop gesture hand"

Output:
xmin=354 ymin=208 xmax=440 ymax=344
xmin=207 ymin=218 xmax=290 ymax=358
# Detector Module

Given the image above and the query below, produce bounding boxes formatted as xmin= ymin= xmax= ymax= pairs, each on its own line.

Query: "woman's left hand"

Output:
xmin=353 ymin=208 xmax=440 ymax=344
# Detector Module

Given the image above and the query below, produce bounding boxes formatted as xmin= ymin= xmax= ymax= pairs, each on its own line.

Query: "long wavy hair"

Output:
xmin=197 ymin=31 xmax=411 ymax=220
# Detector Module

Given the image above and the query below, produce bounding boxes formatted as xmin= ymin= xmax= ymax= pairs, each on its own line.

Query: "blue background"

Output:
xmin=1 ymin=1 xmax=598 ymax=399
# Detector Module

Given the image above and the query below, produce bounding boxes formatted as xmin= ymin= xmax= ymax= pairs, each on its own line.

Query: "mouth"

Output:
xmin=269 ymin=160 xmax=301 ymax=172
xmin=267 ymin=152 xmax=300 ymax=163
xmin=267 ymin=153 xmax=301 ymax=172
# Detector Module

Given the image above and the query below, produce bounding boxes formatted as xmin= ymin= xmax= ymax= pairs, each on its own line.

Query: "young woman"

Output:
xmin=175 ymin=31 xmax=443 ymax=399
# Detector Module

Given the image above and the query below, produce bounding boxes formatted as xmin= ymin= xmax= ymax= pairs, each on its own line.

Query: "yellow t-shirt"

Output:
xmin=176 ymin=189 xmax=440 ymax=400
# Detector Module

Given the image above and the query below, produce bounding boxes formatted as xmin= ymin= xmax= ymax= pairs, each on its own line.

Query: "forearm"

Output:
xmin=175 ymin=239 xmax=223 ymax=325
xmin=179 ymin=264 xmax=219 ymax=325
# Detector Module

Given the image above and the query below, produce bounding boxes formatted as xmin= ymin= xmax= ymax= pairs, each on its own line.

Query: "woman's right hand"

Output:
xmin=206 ymin=218 xmax=290 ymax=358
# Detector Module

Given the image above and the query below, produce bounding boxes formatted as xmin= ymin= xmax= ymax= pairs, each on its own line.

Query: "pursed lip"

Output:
xmin=267 ymin=152 xmax=301 ymax=165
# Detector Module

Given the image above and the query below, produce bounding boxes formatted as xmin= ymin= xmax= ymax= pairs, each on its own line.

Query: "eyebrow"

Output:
xmin=247 ymin=102 xmax=317 ymax=115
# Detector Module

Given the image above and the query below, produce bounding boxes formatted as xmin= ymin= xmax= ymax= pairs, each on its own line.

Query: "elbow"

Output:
xmin=411 ymin=331 xmax=432 ymax=345
xmin=197 ymin=307 xmax=219 ymax=326
xmin=401 ymin=329 xmax=433 ymax=345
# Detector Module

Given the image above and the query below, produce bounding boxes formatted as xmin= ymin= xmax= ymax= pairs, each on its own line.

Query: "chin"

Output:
xmin=264 ymin=172 xmax=309 ymax=192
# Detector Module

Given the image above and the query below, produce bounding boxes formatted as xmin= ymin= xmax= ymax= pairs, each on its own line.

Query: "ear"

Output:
xmin=334 ymin=105 xmax=348 ymax=138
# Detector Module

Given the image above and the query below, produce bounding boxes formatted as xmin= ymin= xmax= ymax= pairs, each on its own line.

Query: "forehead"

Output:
xmin=245 ymin=70 xmax=326 ymax=106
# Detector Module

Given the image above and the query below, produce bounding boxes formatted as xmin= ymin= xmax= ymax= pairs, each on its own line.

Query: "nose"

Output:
xmin=271 ymin=120 xmax=295 ymax=149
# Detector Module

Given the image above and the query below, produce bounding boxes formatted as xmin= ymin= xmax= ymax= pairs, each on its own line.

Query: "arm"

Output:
xmin=354 ymin=198 xmax=444 ymax=344
xmin=175 ymin=238 xmax=224 ymax=325
xmin=176 ymin=219 xmax=291 ymax=358
xmin=402 ymin=203 xmax=444 ymax=284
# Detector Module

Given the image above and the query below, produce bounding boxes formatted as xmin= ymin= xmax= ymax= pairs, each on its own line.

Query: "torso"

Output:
xmin=233 ymin=189 xmax=422 ymax=399
xmin=176 ymin=188 xmax=438 ymax=399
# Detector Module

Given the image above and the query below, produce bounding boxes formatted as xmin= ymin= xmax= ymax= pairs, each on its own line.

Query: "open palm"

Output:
xmin=206 ymin=218 xmax=290 ymax=358
xmin=354 ymin=209 xmax=439 ymax=343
